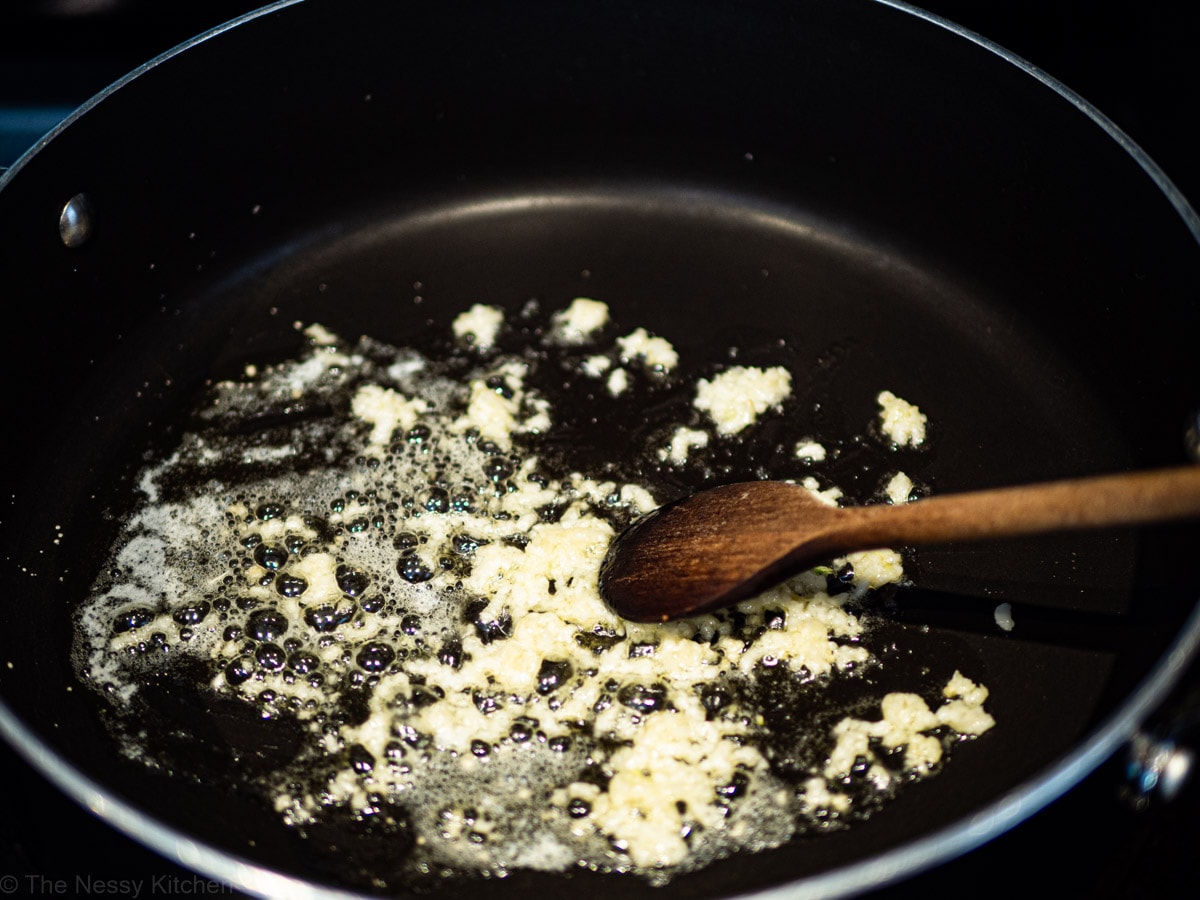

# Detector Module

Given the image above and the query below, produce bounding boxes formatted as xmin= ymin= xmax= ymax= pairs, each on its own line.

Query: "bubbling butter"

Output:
xmin=75 ymin=298 xmax=992 ymax=889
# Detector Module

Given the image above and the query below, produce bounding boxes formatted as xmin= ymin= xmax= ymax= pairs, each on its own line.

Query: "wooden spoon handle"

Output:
xmin=841 ymin=465 xmax=1200 ymax=548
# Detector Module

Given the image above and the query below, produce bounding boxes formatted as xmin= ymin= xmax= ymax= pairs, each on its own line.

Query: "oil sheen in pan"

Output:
xmin=68 ymin=187 xmax=1123 ymax=897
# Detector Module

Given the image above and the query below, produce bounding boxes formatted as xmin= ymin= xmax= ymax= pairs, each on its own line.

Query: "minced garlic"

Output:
xmin=877 ymin=389 xmax=927 ymax=446
xmin=452 ymin=303 xmax=505 ymax=351
xmin=549 ymin=297 xmax=610 ymax=344
xmin=694 ymin=366 xmax=792 ymax=435
xmin=77 ymin=296 xmax=992 ymax=890
xmin=616 ymin=327 xmax=678 ymax=372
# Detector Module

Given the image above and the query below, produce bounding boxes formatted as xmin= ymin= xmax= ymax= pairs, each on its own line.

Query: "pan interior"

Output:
xmin=2 ymin=182 xmax=1191 ymax=898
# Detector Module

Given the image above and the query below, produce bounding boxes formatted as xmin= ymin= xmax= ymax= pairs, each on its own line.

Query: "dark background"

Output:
xmin=1 ymin=1 xmax=1197 ymax=898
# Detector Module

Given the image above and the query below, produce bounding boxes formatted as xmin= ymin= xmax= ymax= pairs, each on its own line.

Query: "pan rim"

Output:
xmin=0 ymin=1 xmax=1198 ymax=898
xmin=0 ymin=0 xmax=304 ymax=194
xmin=878 ymin=0 xmax=1200 ymax=245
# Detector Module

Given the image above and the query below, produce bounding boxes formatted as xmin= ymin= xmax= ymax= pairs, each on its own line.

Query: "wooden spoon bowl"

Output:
xmin=598 ymin=466 xmax=1200 ymax=622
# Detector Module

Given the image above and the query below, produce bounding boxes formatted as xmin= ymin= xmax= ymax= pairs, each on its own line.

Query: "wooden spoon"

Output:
xmin=598 ymin=465 xmax=1200 ymax=622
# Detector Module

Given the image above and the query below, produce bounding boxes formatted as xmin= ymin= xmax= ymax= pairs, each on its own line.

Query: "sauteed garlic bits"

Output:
xmin=74 ymin=297 xmax=993 ymax=886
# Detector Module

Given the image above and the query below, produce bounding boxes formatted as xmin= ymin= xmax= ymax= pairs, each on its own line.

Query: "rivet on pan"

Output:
xmin=59 ymin=192 xmax=94 ymax=248
xmin=1185 ymin=409 xmax=1200 ymax=463
xmin=1123 ymin=731 xmax=1195 ymax=808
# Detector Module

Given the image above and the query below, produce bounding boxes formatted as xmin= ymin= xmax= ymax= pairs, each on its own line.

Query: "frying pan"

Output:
xmin=1 ymin=0 xmax=1198 ymax=897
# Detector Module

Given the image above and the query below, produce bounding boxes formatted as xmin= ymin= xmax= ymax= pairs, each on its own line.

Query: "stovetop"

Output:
xmin=1 ymin=1 xmax=1197 ymax=897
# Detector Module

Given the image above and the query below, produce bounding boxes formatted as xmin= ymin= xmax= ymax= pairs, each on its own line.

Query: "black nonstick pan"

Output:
xmin=1 ymin=1 xmax=1198 ymax=897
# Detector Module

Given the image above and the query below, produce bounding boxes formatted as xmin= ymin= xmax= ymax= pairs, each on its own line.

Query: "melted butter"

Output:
xmin=74 ymin=302 xmax=992 ymax=888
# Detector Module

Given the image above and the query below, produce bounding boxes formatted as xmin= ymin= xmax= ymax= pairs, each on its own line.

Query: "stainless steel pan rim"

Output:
xmin=0 ymin=0 xmax=303 ymax=192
